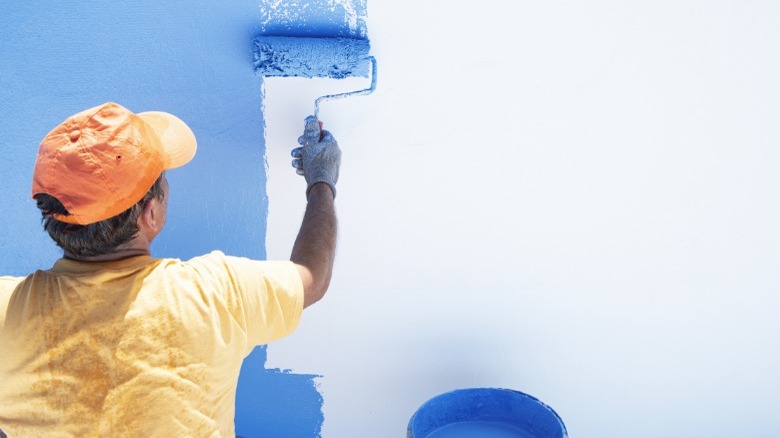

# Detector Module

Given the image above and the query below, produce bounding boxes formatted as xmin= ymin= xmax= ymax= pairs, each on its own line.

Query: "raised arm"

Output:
xmin=290 ymin=116 xmax=341 ymax=308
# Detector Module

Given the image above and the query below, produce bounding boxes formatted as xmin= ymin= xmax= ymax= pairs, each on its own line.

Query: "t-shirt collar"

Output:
xmin=51 ymin=255 xmax=155 ymax=274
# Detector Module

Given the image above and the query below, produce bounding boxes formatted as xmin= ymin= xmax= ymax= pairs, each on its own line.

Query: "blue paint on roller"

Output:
xmin=253 ymin=34 xmax=377 ymax=118
xmin=254 ymin=36 xmax=371 ymax=79
xmin=408 ymin=388 xmax=568 ymax=438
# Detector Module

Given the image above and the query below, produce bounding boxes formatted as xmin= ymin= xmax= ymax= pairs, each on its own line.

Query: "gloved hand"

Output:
xmin=291 ymin=116 xmax=341 ymax=198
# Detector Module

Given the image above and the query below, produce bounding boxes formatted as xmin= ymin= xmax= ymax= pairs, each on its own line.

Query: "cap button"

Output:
xmin=69 ymin=130 xmax=81 ymax=142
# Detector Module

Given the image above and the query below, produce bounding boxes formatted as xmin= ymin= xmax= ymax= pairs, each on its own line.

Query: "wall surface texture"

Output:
xmin=265 ymin=1 xmax=780 ymax=437
xmin=3 ymin=1 xmax=780 ymax=437
xmin=0 ymin=0 xmax=323 ymax=436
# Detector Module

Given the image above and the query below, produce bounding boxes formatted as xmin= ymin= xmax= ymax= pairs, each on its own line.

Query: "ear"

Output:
xmin=138 ymin=198 xmax=163 ymax=235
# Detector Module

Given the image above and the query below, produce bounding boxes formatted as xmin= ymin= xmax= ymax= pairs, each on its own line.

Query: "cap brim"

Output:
xmin=138 ymin=111 xmax=197 ymax=169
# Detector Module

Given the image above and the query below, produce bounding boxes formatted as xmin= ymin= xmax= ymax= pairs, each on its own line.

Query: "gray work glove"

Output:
xmin=291 ymin=116 xmax=341 ymax=198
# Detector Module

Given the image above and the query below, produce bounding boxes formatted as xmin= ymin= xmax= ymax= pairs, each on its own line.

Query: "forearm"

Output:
xmin=290 ymin=183 xmax=337 ymax=307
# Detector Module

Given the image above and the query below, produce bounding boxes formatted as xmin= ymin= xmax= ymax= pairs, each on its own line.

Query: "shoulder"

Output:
xmin=0 ymin=276 xmax=26 ymax=298
xmin=0 ymin=276 xmax=27 ymax=325
xmin=177 ymin=250 xmax=233 ymax=275
xmin=160 ymin=251 xmax=257 ymax=289
xmin=177 ymin=251 xmax=302 ymax=294
xmin=0 ymin=276 xmax=25 ymax=288
xmin=182 ymin=251 xmax=291 ymax=275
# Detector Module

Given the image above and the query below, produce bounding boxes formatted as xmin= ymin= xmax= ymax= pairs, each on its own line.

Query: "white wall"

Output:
xmin=263 ymin=1 xmax=780 ymax=436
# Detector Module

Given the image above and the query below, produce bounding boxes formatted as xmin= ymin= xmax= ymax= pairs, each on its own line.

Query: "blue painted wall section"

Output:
xmin=0 ymin=0 xmax=367 ymax=435
xmin=236 ymin=349 xmax=323 ymax=437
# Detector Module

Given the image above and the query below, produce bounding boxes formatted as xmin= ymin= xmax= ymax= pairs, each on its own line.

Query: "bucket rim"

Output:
xmin=407 ymin=387 xmax=568 ymax=438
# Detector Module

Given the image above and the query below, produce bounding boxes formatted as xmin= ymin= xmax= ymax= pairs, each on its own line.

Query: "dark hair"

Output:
xmin=34 ymin=174 xmax=166 ymax=257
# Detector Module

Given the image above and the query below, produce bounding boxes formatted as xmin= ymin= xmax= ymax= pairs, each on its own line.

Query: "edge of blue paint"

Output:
xmin=236 ymin=347 xmax=324 ymax=437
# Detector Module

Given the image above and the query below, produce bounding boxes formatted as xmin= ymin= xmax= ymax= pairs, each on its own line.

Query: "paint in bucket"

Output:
xmin=407 ymin=388 xmax=567 ymax=438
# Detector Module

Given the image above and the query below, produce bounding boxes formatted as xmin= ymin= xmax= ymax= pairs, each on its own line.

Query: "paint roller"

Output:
xmin=253 ymin=35 xmax=377 ymax=130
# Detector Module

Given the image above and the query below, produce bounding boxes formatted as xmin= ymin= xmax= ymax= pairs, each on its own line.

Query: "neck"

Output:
xmin=63 ymin=238 xmax=151 ymax=262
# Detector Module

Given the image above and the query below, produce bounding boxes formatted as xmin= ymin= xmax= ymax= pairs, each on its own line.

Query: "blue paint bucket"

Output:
xmin=407 ymin=388 xmax=567 ymax=438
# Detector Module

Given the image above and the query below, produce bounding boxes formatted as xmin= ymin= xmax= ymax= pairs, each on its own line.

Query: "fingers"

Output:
xmin=319 ymin=130 xmax=335 ymax=144
xmin=301 ymin=115 xmax=320 ymax=145
xmin=291 ymin=148 xmax=303 ymax=173
xmin=291 ymin=158 xmax=304 ymax=174
xmin=293 ymin=118 xmax=338 ymax=180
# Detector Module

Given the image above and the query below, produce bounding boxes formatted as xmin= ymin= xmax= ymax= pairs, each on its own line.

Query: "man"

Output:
xmin=0 ymin=102 xmax=340 ymax=436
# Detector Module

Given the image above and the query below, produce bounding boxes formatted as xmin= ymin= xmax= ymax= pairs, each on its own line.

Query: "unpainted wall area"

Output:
xmin=5 ymin=0 xmax=780 ymax=437
xmin=264 ymin=1 xmax=780 ymax=437
xmin=0 ymin=0 xmax=322 ymax=436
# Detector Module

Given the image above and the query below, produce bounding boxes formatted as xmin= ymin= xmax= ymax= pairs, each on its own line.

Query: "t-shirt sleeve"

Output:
xmin=185 ymin=251 xmax=304 ymax=352
xmin=0 ymin=277 xmax=24 ymax=328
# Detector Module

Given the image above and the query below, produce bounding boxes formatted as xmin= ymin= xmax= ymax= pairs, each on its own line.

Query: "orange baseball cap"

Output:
xmin=32 ymin=102 xmax=197 ymax=225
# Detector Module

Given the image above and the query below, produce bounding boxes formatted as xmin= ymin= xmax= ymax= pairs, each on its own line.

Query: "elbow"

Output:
xmin=308 ymin=271 xmax=332 ymax=307
xmin=297 ymin=264 xmax=332 ymax=308
xmin=306 ymin=287 xmax=326 ymax=307
xmin=304 ymin=279 xmax=329 ymax=308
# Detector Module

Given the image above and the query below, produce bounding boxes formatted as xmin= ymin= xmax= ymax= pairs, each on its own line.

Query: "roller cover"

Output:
xmin=254 ymin=36 xmax=371 ymax=79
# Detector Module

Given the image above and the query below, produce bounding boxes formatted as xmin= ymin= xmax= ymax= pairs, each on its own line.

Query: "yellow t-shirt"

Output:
xmin=0 ymin=251 xmax=304 ymax=437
